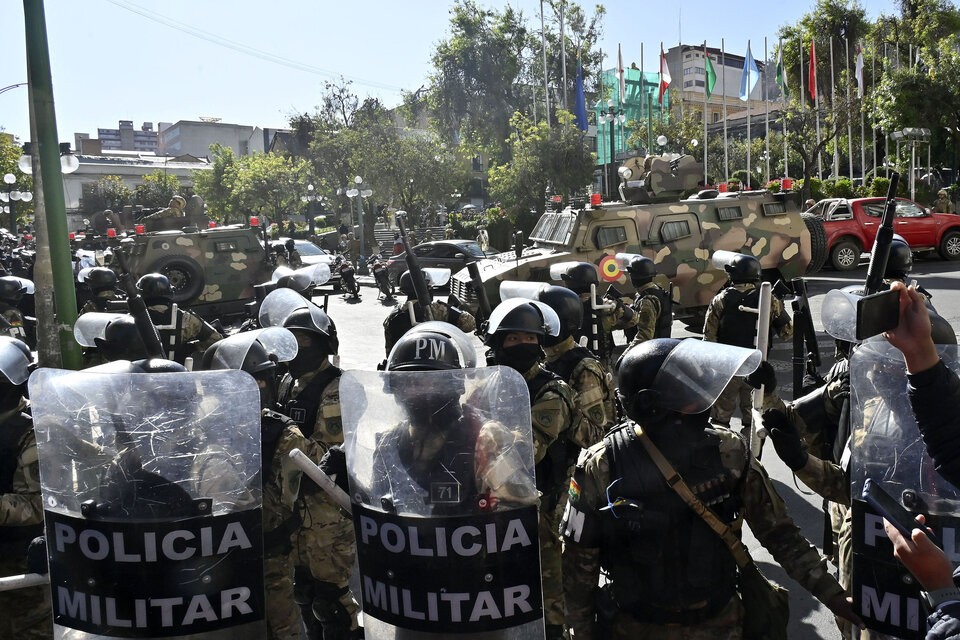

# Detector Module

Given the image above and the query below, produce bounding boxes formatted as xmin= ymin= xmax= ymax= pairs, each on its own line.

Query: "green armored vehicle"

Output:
xmin=124 ymin=224 xmax=274 ymax=320
xmin=450 ymin=154 xmax=827 ymax=326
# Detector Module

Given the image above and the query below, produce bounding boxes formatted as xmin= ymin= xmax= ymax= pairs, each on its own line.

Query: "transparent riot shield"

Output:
xmin=849 ymin=341 xmax=960 ymax=639
xmin=340 ymin=366 xmax=543 ymax=640
xmin=29 ymin=368 xmax=265 ymax=640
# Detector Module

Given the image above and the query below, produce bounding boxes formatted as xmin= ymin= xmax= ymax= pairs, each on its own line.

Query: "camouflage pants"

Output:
xmin=539 ymin=504 xmax=566 ymax=628
xmin=264 ymin=554 xmax=300 ymax=640
xmin=608 ymin=596 xmax=743 ymax=640
xmin=294 ymin=489 xmax=360 ymax=631
xmin=0 ymin=554 xmax=51 ymax=639
xmin=711 ymin=378 xmax=753 ymax=427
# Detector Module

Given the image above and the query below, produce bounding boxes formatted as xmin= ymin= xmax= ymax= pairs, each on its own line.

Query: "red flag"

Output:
xmin=617 ymin=44 xmax=626 ymax=103
xmin=808 ymin=39 xmax=817 ymax=101
xmin=658 ymin=44 xmax=671 ymax=104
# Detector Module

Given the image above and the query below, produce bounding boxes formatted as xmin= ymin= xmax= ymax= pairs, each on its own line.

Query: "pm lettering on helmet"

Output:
xmin=414 ymin=337 xmax=446 ymax=361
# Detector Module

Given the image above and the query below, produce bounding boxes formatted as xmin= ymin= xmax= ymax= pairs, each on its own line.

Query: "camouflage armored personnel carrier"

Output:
xmin=123 ymin=223 xmax=274 ymax=320
xmin=450 ymin=154 xmax=827 ymax=326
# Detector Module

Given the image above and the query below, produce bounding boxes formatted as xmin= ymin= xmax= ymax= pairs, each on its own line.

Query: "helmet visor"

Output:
xmin=653 ymin=339 xmax=761 ymax=414
xmin=485 ymin=298 xmax=561 ymax=337
xmin=820 ymin=288 xmax=861 ymax=344
xmin=498 ymin=281 xmax=547 ymax=302
xmin=207 ymin=327 xmax=299 ymax=370
xmin=74 ymin=312 xmax=127 ymax=347
xmin=0 ymin=336 xmax=30 ymax=384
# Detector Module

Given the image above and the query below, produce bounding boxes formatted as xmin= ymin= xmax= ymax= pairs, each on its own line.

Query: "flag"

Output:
xmin=704 ymin=53 xmax=717 ymax=98
xmin=658 ymin=44 xmax=671 ymax=104
xmin=739 ymin=41 xmax=760 ymax=101
xmin=775 ymin=45 xmax=789 ymax=99
xmin=617 ymin=44 xmax=626 ymax=103
xmin=808 ymin=39 xmax=817 ymax=101
xmin=574 ymin=64 xmax=588 ymax=131
xmin=855 ymin=44 xmax=864 ymax=98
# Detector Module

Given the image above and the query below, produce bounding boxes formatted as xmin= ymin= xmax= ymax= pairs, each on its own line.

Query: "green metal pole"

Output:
xmin=23 ymin=0 xmax=81 ymax=369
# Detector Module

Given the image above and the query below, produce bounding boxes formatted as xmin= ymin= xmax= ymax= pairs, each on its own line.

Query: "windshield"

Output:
xmin=457 ymin=241 xmax=486 ymax=257
xmin=530 ymin=211 xmax=576 ymax=245
xmin=294 ymin=240 xmax=325 ymax=256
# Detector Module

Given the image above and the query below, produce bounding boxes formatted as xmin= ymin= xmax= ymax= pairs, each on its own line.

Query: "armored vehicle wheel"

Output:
xmin=801 ymin=212 xmax=828 ymax=274
xmin=939 ymin=230 xmax=960 ymax=260
xmin=151 ymin=255 xmax=205 ymax=302
xmin=830 ymin=240 xmax=861 ymax=271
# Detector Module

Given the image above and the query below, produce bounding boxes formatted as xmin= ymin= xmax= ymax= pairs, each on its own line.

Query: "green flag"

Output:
xmin=775 ymin=45 xmax=789 ymax=99
xmin=705 ymin=54 xmax=717 ymax=99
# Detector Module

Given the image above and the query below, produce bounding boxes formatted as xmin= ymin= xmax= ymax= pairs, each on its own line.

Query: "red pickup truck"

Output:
xmin=820 ymin=197 xmax=960 ymax=270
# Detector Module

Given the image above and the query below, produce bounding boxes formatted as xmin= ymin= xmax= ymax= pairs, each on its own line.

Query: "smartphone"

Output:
xmin=856 ymin=288 xmax=900 ymax=340
xmin=862 ymin=478 xmax=938 ymax=545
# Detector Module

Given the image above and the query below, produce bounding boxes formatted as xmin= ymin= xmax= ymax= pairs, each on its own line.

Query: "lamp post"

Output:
xmin=300 ymin=183 xmax=324 ymax=236
xmin=1 ymin=174 xmax=33 ymax=235
xmin=345 ymin=175 xmax=373 ymax=273
xmin=895 ymin=128 xmax=931 ymax=200
xmin=604 ymin=99 xmax=625 ymax=199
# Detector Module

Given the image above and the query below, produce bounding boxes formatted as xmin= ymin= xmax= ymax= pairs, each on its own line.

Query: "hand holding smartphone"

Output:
xmin=862 ymin=477 xmax=940 ymax=547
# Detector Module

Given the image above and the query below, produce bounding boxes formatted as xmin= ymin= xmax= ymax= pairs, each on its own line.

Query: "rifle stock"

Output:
xmin=113 ymin=247 xmax=165 ymax=359
xmin=466 ymin=261 xmax=492 ymax=323
xmin=396 ymin=217 xmax=433 ymax=321
xmin=864 ymin=172 xmax=900 ymax=295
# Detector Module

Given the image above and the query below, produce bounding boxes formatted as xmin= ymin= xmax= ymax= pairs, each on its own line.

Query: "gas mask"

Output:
xmin=493 ymin=343 xmax=544 ymax=373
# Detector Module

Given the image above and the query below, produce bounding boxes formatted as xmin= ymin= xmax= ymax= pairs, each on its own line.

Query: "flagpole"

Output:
xmin=780 ymin=39 xmax=788 ymax=180
xmin=884 ymin=41 xmax=889 ymax=178
xmin=830 ymin=36 xmax=838 ymax=179
xmin=560 ymin=0 xmax=568 ymax=112
xmin=722 ymin=38 xmax=729 ymax=182
xmin=814 ymin=38 xmax=823 ymax=179
xmin=845 ymin=37 xmax=853 ymax=182
xmin=872 ymin=41 xmax=877 ymax=179
xmin=746 ymin=40 xmax=752 ymax=189
xmin=764 ymin=36 xmax=770 ymax=184
xmin=659 ymin=41 xmax=665 ymax=127
xmin=540 ymin=0 xmax=550 ymax=126
xmin=704 ymin=40 xmax=709 ymax=187
xmin=799 ymin=37 xmax=806 ymax=180
xmin=679 ymin=40 xmax=684 ymax=123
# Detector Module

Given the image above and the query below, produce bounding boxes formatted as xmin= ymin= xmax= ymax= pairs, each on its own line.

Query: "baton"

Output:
xmin=288 ymin=448 xmax=352 ymax=514
xmin=0 ymin=572 xmax=47 ymax=592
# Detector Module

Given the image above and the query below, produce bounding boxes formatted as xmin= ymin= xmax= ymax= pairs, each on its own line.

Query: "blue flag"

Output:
xmin=739 ymin=42 xmax=760 ymax=102
xmin=575 ymin=64 xmax=588 ymax=131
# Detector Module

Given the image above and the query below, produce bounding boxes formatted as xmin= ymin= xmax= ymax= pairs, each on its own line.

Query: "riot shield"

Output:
xmin=849 ymin=341 xmax=960 ymax=639
xmin=340 ymin=366 xmax=543 ymax=639
xmin=29 ymin=368 xmax=266 ymax=640
xmin=73 ymin=313 xmax=127 ymax=348
xmin=271 ymin=263 xmax=332 ymax=293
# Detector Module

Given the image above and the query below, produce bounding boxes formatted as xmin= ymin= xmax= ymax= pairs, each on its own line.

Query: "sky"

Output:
xmin=2 ymin=0 xmax=901 ymax=145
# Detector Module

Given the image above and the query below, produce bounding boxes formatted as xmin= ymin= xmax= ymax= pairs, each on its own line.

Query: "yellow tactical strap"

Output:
xmin=635 ymin=425 xmax=752 ymax=569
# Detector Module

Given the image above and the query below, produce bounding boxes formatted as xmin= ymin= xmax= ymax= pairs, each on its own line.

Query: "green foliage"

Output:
xmin=192 ymin=144 xmax=239 ymax=223
xmin=0 ymin=135 xmax=33 ymax=223
xmin=796 ymin=177 xmax=826 ymax=201
xmin=134 ymin=171 xmax=182 ymax=209
xmin=825 ymin=177 xmax=855 ymax=198
xmin=82 ymin=175 xmax=132 ymax=214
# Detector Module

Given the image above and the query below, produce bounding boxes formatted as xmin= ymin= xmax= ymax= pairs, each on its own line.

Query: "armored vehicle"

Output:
xmin=124 ymin=224 xmax=274 ymax=320
xmin=451 ymin=154 xmax=827 ymax=326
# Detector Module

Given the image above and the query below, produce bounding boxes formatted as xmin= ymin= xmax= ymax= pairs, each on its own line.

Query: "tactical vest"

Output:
xmin=598 ymin=424 xmax=742 ymax=623
xmin=642 ymin=286 xmax=673 ymax=338
xmin=150 ymin=304 xmax=186 ymax=363
xmin=529 ymin=368 xmax=578 ymax=505
xmin=280 ymin=366 xmax=342 ymax=440
xmin=547 ymin=346 xmax=615 ymax=433
xmin=259 ymin=409 xmax=301 ymax=557
xmin=0 ymin=412 xmax=42 ymax=545
xmin=717 ymin=287 xmax=760 ymax=348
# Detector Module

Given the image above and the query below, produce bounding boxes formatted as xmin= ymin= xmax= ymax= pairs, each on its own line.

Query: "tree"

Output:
xmin=488 ymin=110 xmax=594 ymax=226
xmin=134 ymin=171 xmax=182 ymax=209
xmin=81 ymin=175 xmax=132 ymax=215
xmin=0 ymin=135 xmax=34 ymax=223
xmin=232 ymin=152 xmax=310 ymax=225
xmin=192 ymin=144 xmax=240 ymax=223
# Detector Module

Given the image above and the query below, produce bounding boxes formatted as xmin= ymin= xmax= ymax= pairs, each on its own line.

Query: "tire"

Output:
xmin=151 ymin=255 xmax=205 ymax=302
xmin=939 ymin=230 xmax=960 ymax=260
xmin=830 ymin=239 xmax=861 ymax=271
xmin=801 ymin=212 xmax=828 ymax=274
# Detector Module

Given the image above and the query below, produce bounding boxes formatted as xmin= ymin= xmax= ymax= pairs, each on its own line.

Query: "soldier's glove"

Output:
xmin=745 ymin=361 xmax=777 ymax=394
xmin=319 ymin=446 xmax=350 ymax=495
xmin=26 ymin=536 xmax=48 ymax=575
xmin=763 ymin=409 xmax=808 ymax=471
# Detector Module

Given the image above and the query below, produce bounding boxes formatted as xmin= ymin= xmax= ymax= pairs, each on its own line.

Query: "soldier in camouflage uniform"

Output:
xmin=561 ymin=338 xmax=859 ymax=639
xmin=275 ymin=306 xmax=361 ymax=639
xmin=0 ymin=337 xmax=49 ymax=639
xmin=932 ymin=189 xmax=955 ymax=214
xmin=137 ymin=273 xmax=223 ymax=364
xmin=382 ymin=270 xmax=475 ymax=357
xmin=198 ymin=331 xmax=308 ymax=640
xmin=703 ymin=254 xmax=792 ymax=429
xmin=622 ymin=255 xmax=672 ymax=348
xmin=559 ymin=262 xmax=634 ymax=367
xmin=78 ymin=267 xmax=119 ymax=314
xmin=484 ymin=299 xmax=577 ymax=640
xmin=0 ymin=277 xmax=29 ymax=343
xmin=140 ymin=195 xmax=186 ymax=231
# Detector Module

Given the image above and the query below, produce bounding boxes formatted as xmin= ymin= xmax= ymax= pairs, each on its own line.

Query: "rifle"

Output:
xmin=465 ymin=260 xmax=492 ymax=325
xmin=864 ymin=172 xmax=900 ymax=295
xmin=742 ymin=281 xmax=772 ymax=458
xmin=113 ymin=241 xmax=165 ymax=359
xmin=396 ymin=216 xmax=434 ymax=321
xmin=780 ymin=278 xmax=822 ymax=398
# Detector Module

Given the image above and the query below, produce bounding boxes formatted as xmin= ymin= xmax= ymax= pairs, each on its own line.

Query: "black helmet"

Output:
xmin=484 ymin=300 xmax=549 ymax=344
xmin=285 ymin=238 xmax=296 ymax=251
xmin=885 ymin=235 xmax=913 ymax=280
xmin=387 ymin=326 xmax=468 ymax=371
xmin=283 ymin=307 xmax=339 ymax=355
xmin=84 ymin=267 xmax=118 ymax=293
xmin=724 ymin=254 xmax=761 ymax=284
xmin=93 ymin=315 xmax=148 ymax=362
xmin=559 ymin=262 xmax=598 ymax=295
xmin=615 ymin=338 xmax=681 ymax=421
xmin=537 ymin=285 xmax=582 ymax=344
xmin=398 ymin=270 xmax=432 ymax=298
xmin=136 ymin=273 xmax=173 ymax=304
xmin=200 ymin=339 xmax=276 ymax=375
xmin=0 ymin=277 xmax=27 ymax=303
xmin=626 ymin=255 xmax=657 ymax=287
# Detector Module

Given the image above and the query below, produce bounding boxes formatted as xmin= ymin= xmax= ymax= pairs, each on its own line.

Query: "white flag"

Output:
xmin=855 ymin=44 xmax=864 ymax=98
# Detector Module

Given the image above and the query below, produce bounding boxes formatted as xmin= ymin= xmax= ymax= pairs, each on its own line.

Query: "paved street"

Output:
xmin=316 ymin=259 xmax=960 ymax=639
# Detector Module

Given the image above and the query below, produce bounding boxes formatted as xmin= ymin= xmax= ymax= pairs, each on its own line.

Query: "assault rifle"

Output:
xmin=774 ymin=278 xmax=823 ymax=398
xmin=114 ymin=240 xmax=164 ymax=359
xmin=396 ymin=216 xmax=434 ymax=322
xmin=864 ymin=172 xmax=900 ymax=295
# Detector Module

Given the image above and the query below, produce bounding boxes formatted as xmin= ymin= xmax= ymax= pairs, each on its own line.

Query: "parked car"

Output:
xmin=804 ymin=198 xmax=843 ymax=217
xmin=385 ymin=239 xmax=497 ymax=285
xmin=821 ymin=197 xmax=960 ymax=270
xmin=269 ymin=237 xmax=336 ymax=267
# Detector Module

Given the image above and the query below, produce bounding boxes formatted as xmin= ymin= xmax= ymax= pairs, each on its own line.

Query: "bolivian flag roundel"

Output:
xmin=598 ymin=255 xmax=621 ymax=282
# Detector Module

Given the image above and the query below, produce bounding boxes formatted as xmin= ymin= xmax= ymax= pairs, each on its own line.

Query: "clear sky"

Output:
xmin=2 ymin=0 xmax=899 ymax=145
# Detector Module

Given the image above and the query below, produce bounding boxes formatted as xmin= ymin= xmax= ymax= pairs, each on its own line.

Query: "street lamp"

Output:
xmin=895 ymin=128 xmax=931 ymax=200
xmin=656 ymin=135 xmax=668 ymax=155
xmin=1 ymin=173 xmax=33 ymax=234
xmin=300 ymin=183 xmax=325 ymax=236
xmin=17 ymin=142 xmax=79 ymax=175
xmin=345 ymin=175 xmax=373 ymax=271
xmin=604 ymin=99 xmax=625 ymax=199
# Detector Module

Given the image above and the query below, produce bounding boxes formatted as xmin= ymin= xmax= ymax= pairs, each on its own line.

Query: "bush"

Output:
xmin=765 ymin=180 xmax=782 ymax=193
xmin=869 ymin=177 xmax=890 ymax=197
xmin=826 ymin=178 xmax=855 ymax=199
xmin=796 ymin=177 xmax=826 ymax=201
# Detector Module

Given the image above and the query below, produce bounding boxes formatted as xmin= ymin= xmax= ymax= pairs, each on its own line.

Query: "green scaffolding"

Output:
xmin=594 ymin=68 xmax=669 ymax=164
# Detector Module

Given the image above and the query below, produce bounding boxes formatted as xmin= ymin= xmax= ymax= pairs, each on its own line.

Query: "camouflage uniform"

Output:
xmin=522 ymin=362 xmax=577 ymax=635
xmin=933 ymin=193 xmax=955 ymax=214
xmin=80 ymin=292 xmax=117 ymax=315
xmin=703 ymin=284 xmax=792 ymax=427
xmin=284 ymin=364 xmax=362 ymax=635
xmin=576 ymin=292 xmax=633 ymax=366
xmin=382 ymin=300 xmax=476 ymax=356
xmin=141 ymin=197 xmax=186 ymax=231
xmin=0 ymin=403 xmax=50 ymax=639
xmin=561 ymin=422 xmax=844 ymax=640
xmin=147 ymin=303 xmax=224 ymax=364
xmin=543 ymin=335 xmax=616 ymax=449
xmin=626 ymin=281 xmax=673 ymax=349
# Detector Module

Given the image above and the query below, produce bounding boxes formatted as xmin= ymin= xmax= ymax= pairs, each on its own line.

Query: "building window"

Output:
xmin=685 ymin=53 xmax=691 ymax=59
xmin=713 ymin=112 xmax=720 ymax=123
xmin=694 ymin=80 xmax=705 ymax=87
xmin=684 ymin=80 xmax=694 ymax=87
xmin=472 ymin=156 xmax=483 ymax=172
